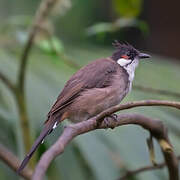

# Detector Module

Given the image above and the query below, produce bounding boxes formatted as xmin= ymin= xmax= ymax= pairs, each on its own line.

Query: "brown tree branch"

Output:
xmin=0 ymin=71 xmax=16 ymax=93
xmin=94 ymin=100 xmax=180 ymax=126
xmin=0 ymin=143 xmax=32 ymax=180
xmin=18 ymin=0 xmax=59 ymax=91
xmin=118 ymin=155 xmax=180 ymax=180
xmin=15 ymin=0 xmax=60 ymax=165
xmin=134 ymin=85 xmax=180 ymax=99
xmin=15 ymin=93 xmax=33 ymax=156
xmin=32 ymin=113 xmax=179 ymax=180
xmin=0 ymin=0 xmax=69 ymax=172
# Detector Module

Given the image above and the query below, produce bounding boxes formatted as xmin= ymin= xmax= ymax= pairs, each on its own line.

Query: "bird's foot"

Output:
xmin=103 ymin=114 xmax=118 ymax=129
xmin=109 ymin=114 xmax=118 ymax=121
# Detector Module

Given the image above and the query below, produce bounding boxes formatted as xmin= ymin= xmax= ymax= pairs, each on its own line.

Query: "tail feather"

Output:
xmin=17 ymin=119 xmax=57 ymax=173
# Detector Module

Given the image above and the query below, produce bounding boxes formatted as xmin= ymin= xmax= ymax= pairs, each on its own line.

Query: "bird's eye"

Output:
xmin=127 ymin=52 xmax=131 ymax=57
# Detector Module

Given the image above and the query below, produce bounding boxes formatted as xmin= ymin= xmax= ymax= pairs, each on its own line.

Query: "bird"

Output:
xmin=17 ymin=41 xmax=151 ymax=172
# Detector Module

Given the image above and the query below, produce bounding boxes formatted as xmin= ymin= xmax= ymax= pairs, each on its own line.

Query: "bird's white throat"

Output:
xmin=117 ymin=58 xmax=139 ymax=91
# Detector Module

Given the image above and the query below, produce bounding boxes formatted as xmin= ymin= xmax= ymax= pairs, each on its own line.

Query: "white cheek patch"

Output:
xmin=117 ymin=58 xmax=131 ymax=67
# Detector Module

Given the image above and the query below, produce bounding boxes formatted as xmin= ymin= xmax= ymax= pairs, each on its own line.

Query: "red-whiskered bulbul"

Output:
xmin=18 ymin=41 xmax=151 ymax=172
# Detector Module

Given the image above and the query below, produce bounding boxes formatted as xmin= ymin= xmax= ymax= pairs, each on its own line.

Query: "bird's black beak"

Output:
xmin=138 ymin=53 xmax=151 ymax=59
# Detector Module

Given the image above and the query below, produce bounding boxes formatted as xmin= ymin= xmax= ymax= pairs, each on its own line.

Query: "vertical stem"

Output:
xmin=16 ymin=93 xmax=31 ymax=152
xmin=18 ymin=0 xmax=59 ymax=92
xmin=15 ymin=91 xmax=35 ymax=168
xmin=18 ymin=27 xmax=38 ymax=92
xmin=15 ymin=116 xmax=24 ymax=160
xmin=16 ymin=0 xmax=60 ymax=169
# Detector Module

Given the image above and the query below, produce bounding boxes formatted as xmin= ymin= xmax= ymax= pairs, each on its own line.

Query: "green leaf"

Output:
xmin=112 ymin=0 xmax=143 ymax=17
xmin=86 ymin=18 xmax=149 ymax=37
xmin=36 ymin=37 xmax=64 ymax=55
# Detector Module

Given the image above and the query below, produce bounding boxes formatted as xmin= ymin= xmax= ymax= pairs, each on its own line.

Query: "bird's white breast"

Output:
xmin=117 ymin=58 xmax=139 ymax=92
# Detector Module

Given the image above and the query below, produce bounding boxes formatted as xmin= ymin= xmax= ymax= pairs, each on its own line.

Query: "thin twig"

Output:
xmin=18 ymin=0 xmax=59 ymax=91
xmin=119 ymin=156 xmax=180 ymax=180
xmin=0 ymin=143 xmax=32 ymax=180
xmin=0 ymin=71 xmax=16 ymax=93
xmin=45 ymin=31 xmax=80 ymax=69
xmin=32 ymin=113 xmax=178 ymax=180
xmin=94 ymin=100 xmax=180 ymax=125
xmin=15 ymin=93 xmax=32 ymax=155
xmin=18 ymin=28 xmax=37 ymax=92
xmin=134 ymin=85 xmax=180 ymax=99
xmin=16 ymin=0 xmax=59 ymax=162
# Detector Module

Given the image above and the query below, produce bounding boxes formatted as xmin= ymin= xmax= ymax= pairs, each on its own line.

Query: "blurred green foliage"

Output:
xmin=86 ymin=0 xmax=148 ymax=43
xmin=86 ymin=18 xmax=149 ymax=38
xmin=113 ymin=0 xmax=143 ymax=17
xmin=37 ymin=37 xmax=64 ymax=55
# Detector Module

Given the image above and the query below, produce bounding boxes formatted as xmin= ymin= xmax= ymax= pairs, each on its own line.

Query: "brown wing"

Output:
xmin=47 ymin=58 xmax=119 ymax=119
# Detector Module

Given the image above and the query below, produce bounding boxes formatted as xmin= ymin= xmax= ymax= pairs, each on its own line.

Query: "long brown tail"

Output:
xmin=17 ymin=118 xmax=58 ymax=173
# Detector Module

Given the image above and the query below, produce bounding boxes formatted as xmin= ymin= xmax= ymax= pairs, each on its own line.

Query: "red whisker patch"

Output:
xmin=121 ymin=55 xmax=129 ymax=59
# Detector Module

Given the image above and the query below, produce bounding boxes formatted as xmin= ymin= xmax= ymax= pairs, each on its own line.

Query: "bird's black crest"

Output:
xmin=112 ymin=40 xmax=139 ymax=61
xmin=112 ymin=40 xmax=138 ymax=53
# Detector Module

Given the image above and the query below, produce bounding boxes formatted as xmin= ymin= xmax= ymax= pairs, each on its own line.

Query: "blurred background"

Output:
xmin=0 ymin=0 xmax=180 ymax=179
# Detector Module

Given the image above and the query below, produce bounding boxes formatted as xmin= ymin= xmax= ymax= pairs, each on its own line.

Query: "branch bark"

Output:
xmin=0 ymin=144 xmax=32 ymax=180
xmin=94 ymin=100 xmax=180 ymax=125
xmin=16 ymin=0 xmax=60 ymax=162
xmin=119 ymin=155 xmax=180 ymax=180
xmin=0 ymin=0 xmax=68 ymax=172
xmin=18 ymin=0 xmax=59 ymax=91
xmin=32 ymin=113 xmax=179 ymax=180
xmin=15 ymin=93 xmax=32 ymax=155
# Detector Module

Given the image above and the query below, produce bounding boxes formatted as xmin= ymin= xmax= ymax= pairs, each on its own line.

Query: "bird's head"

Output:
xmin=111 ymin=41 xmax=151 ymax=67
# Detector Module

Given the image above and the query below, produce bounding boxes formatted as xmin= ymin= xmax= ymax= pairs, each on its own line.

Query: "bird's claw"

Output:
xmin=103 ymin=114 xmax=118 ymax=129
xmin=109 ymin=114 xmax=118 ymax=121
xmin=96 ymin=114 xmax=118 ymax=128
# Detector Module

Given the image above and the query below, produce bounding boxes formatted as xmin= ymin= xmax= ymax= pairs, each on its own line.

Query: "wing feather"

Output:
xmin=47 ymin=58 xmax=118 ymax=119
